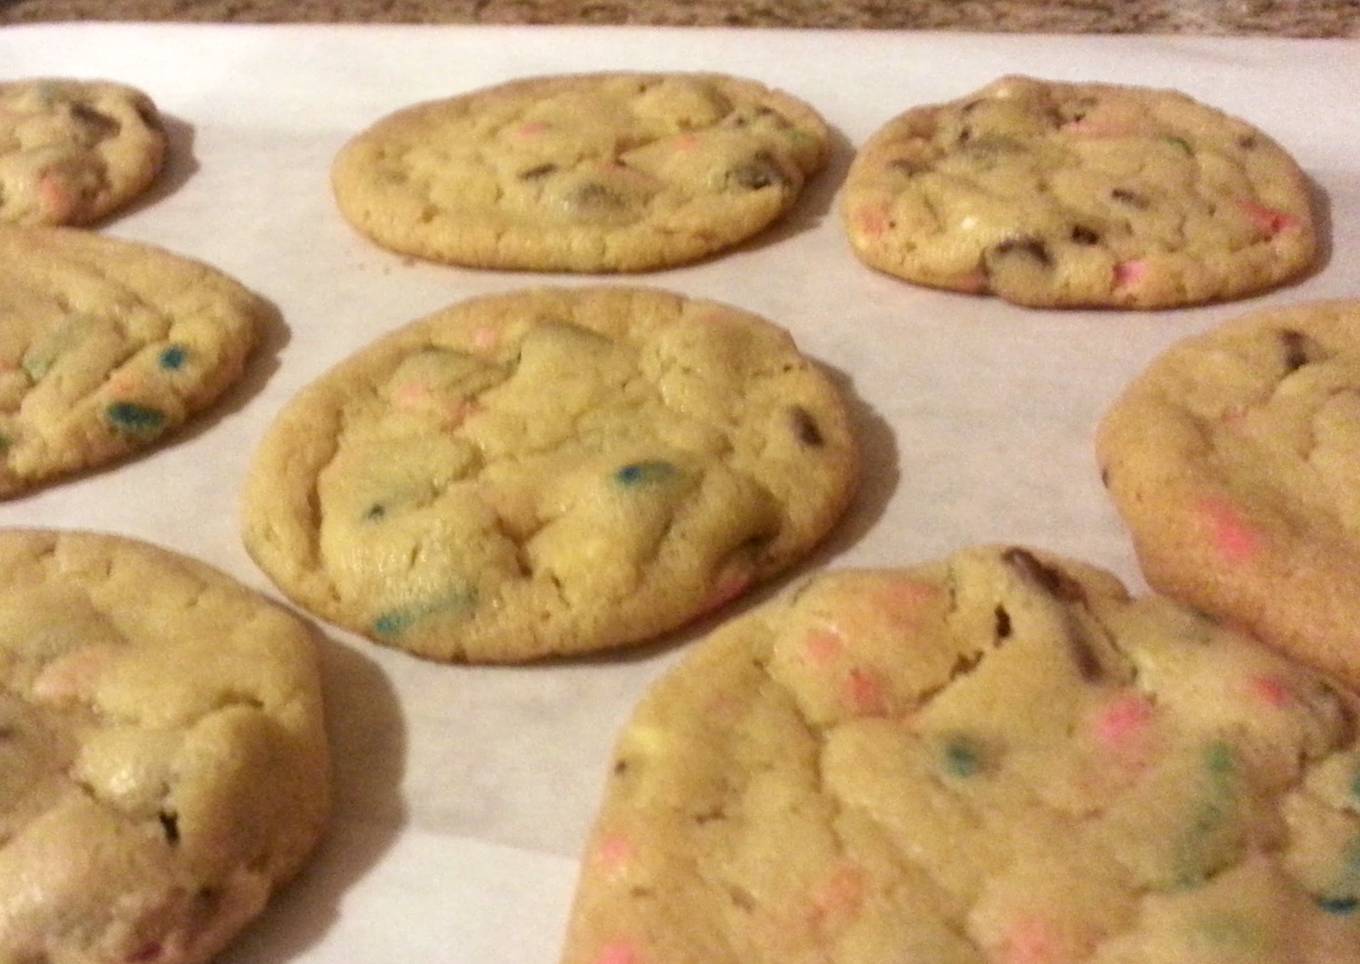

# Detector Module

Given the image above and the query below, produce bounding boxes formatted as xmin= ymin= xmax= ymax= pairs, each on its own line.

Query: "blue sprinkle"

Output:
xmin=615 ymin=461 xmax=677 ymax=487
xmin=159 ymin=345 xmax=188 ymax=370
xmin=373 ymin=609 xmax=414 ymax=638
xmin=943 ymin=738 xmax=983 ymax=778
xmin=1318 ymin=896 xmax=1358 ymax=915
xmin=105 ymin=402 xmax=166 ymax=437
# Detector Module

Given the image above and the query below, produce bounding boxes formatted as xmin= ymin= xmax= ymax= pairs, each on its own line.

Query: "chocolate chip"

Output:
xmin=158 ymin=811 xmax=180 ymax=844
xmin=726 ymin=151 xmax=788 ymax=191
xmin=789 ymin=406 xmax=823 ymax=447
xmin=613 ymin=758 xmax=629 ymax=775
xmin=518 ymin=163 xmax=557 ymax=181
xmin=1280 ymin=328 xmax=1325 ymax=373
xmin=1064 ymin=622 xmax=1105 ymax=683
xmin=69 ymin=102 xmax=121 ymax=138
xmin=1110 ymin=188 xmax=1150 ymax=210
xmin=1100 ymin=466 xmax=1110 ymax=488
xmin=1071 ymin=225 xmax=1100 ymax=245
xmin=1238 ymin=134 xmax=1258 ymax=150
xmin=1001 ymin=547 xmax=1086 ymax=603
xmin=994 ymin=605 xmax=1012 ymax=639
xmin=569 ymin=182 xmax=628 ymax=211
xmin=990 ymin=236 xmax=1052 ymax=267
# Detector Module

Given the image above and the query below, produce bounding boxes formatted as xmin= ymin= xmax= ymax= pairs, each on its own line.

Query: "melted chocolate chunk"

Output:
xmin=991 ymin=236 xmax=1052 ymax=267
xmin=1071 ymin=225 xmax=1100 ymax=245
xmin=1001 ymin=547 xmax=1086 ymax=603
xmin=727 ymin=151 xmax=787 ymax=190
xmin=1280 ymin=328 xmax=1326 ymax=374
xmin=789 ymin=406 xmax=824 ymax=447
xmin=158 ymin=811 xmax=180 ymax=844
xmin=70 ymin=102 xmax=121 ymax=138
xmin=518 ymin=163 xmax=558 ymax=181
xmin=1110 ymin=188 xmax=1150 ymax=210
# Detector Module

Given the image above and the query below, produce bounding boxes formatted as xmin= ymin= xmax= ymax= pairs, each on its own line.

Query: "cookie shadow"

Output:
xmin=221 ymin=629 xmax=410 ymax=962
xmin=1303 ymin=173 xmax=1333 ymax=279
xmin=172 ymin=293 xmax=289 ymax=444
xmin=108 ymin=113 xmax=199 ymax=222
xmin=548 ymin=361 xmax=899 ymax=668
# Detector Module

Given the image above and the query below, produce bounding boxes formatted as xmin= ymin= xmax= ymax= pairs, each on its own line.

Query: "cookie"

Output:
xmin=0 ymin=226 xmax=266 ymax=497
xmin=563 ymin=545 xmax=1360 ymax=964
xmin=241 ymin=286 xmax=857 ymax=662
xmin=0 ymin=529 xmax=329 ymax=964
xmin=331 ymin=72 xmax=829 ymax=272
xmin=0 ymin=79 xmax=167 ymax=226
xmin=1097 ymin=300 xmax=1360 ymax=692
xmin=842 ymin=75 xmax=1316 ymax=308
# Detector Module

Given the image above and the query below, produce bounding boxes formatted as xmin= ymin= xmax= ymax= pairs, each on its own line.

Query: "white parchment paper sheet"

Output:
xmin=2 ymin=23 xmax=1358 ymax=961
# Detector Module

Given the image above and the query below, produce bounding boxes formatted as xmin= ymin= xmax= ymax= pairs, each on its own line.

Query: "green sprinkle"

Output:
xmin=158 ymin=345 xmax=188 ymax=370
xmin=373 ymin=609 xmax=416 ymax=638
xmin=615 ymin=461 xmax=677 ymax=487
xmin=1164 ymin=135 xmax=1194 ymax=155
xmin=105 ymin=402 xmax=166 ymax=438
xmin=0 ymin=434 xmax=9 ymax=453
xmin=942 ymin=737 xmax=983 ymax=778
xmin=1205 ymin=741 xmax=1235 ymax=776
xmin=1319 ymin=896 xmax=1359 ymax=915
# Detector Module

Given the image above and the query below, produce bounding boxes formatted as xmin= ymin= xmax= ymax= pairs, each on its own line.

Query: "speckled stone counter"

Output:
xmin=4 ymin=0 xmax=1358 ymax=35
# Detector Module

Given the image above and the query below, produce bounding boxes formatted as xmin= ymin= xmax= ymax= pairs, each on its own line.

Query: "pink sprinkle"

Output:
xmin=471 ymin=325 xmax=499 ymax=352
xmin=1249 ymin=675 xmax=1291 ymax=708
xmin=855 ymin=205 xmax=890 ymax=238
xmin=1220 ymin=404 xmax=1248 ymax=428
xmin=1198 ymin=497 xmax=1262 ymax=564
xmin=32 ymin=645 xmax=115 ymax=704
xmin=698 ymin=570 xmax=751 ymax=616
xmin=392 ymin=382 xmax=431 ymax=409
xmin=1094 ymin=692 xmax=1154 ymax=751
xmin=1113 ymin=259 xmax=1148 ymax=288
xmin=127 ymin=943 xmax=162 ymax=963
xmin=844 ymin=667 xmax=888 ymax=716
xmin=515 ymin=121 xmax=549 ymax=138
xmin=803 ymin=628 xmax=844 ymax=667
xmin=596 ymin=941 xmax=640 ymax=964
xmin=1240 ymin=200 xmax=1300 ymax=238
xmin=1000 ymin=916 xmax=1057 ymax=964
xmin=594 ymin=835 xmax=635 ymax=875
xmin=808 ymin=863 xmax=865 ymax=926
xmin=950 ymin=269 xmax=989 ymax=294
xmin=38 ymin=171 xmax=75 ymax=220
xmin=674 ymin=133 xmax=700 ymax=152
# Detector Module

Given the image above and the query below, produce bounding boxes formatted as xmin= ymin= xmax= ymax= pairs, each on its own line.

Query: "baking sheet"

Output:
xmin=2 ymin=22 xmax=1358 ymax=962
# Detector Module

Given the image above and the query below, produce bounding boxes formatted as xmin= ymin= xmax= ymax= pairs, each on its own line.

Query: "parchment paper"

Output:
xmin=2 ymin=23 xmax=1358 ymax=961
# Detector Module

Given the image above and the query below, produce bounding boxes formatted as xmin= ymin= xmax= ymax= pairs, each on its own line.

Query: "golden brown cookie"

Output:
xmin=332 ymin=72 xmax=829 ymax=272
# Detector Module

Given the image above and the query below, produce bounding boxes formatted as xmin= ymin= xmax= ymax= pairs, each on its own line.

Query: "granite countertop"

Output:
xmin=3 ymin=0 xmax=1358 ymax=36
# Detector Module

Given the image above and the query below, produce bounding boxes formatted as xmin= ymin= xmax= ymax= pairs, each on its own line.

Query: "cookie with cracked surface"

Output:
xmin=0 ymin=529 xmax=329 ymax=964
xmin=1098 ymin=300 xmax=1360 ymax=691
xmin=842 ymin=75 xmax=1316 ymax=308
xmin=1 ymin=79 xmax=167 ymax=226
xmin=331 ymin=72 xmax=829 ymax=272
xmin=0 ymin=226 xmax=266 ymax=498
xmin=563 ymin=545 xmax=1360 ymax=964
xmin=241 ymin=286 xmax=857 ymax=662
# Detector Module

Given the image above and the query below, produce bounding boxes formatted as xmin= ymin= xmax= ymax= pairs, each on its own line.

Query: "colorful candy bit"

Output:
xmin=949 ymin=269 xmax=989 ymax=294
xmin=127 ymin=942 xmax=163 ymax=962
xmin=158 ymin=345 xmax=188 ymax=370
xmin=998 ymin=915 xmax=1058 ymax=964
xmin=1093 ymin=692 xmax=1154 ymax=752
xmin=844 ymin=667 xmax=888 ymax=716
xmin=0 ymin=433 xmax=10 ymax=453
xmin=38 ymin=171 xmax=77 ymax=221
xmin=1240 ymin=199 xmax=1300 ymax=237
xmin=515 ymin=121 xmax=549 ymax=138
xmin=807 ymin=863 xmax=865 ymax=927
xmin=674 ymin=133 xmax=700 ymax=152
xmin=105 ymin=402 xmax=166 ymax=438
xmin=1113 ymin=259 xmax=1148 ymax=288
xmin=392 ymin=382 xmax=432 ymax=410
xmin=372 ymin=608 xmax=416 ymax=638
xmin=1248 ymin=675 xmax=1291 ymax=708
xmin=594 ymin=834 xmax=636 ymax=877
xmin=876 ymin=578 xmax=939 ymax=624
xmin=1198 ymin=497 xmax=1262 ymax=564
xmin=373 ymin=587 xmax=477 ymax=638
xmin=855 ymin=204 xmax=890 ymax=238
xmin=942 ymin=736 xmax=984 ymax=777
xmin=472 ymin=325 xmax=499 ymax=352
xmin=802 ymin=628 xmax=844 ymax=667
xmin=1162 ymin=135 xmax=1193 ymax=154
xmin=699 ymin=568 xmax=751 ymax=616
xmin=614 ymin=461 xmax=677 ymax=487
xmin=595 ymin=941 xmax=640 ymax=964
xmin=1319 ymin=896 xmax=1359 ymax=915
xmin=32 ymin=645 xmax=116 ymax=704
xmin=1349 ymin=768 xmax=1360 ymax=803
